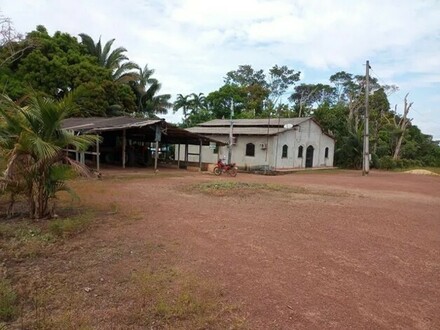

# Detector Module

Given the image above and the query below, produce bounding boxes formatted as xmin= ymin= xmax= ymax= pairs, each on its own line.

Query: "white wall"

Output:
xmin=175 ymin=119 xmax=335 ymax=169
xmin=270 ymin=120 xmax=334 ymax=169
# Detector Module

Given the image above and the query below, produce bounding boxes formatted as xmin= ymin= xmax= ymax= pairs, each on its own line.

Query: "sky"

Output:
xmin=1 ymin=0 xmax=439 ymax=139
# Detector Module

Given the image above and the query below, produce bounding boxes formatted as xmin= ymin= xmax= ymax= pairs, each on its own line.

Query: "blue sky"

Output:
xmin=1 ymin=0 xmax=439 ymax=139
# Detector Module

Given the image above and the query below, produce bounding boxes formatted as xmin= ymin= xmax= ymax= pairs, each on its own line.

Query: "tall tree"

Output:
xmin=224 ymin=65 xmax=267 ymax=87
xmin=0 ymin=12 xmax=37 ymax=68
xmin=267 ymin=65 xmax=301 ymax=105
xmin=173 ymin=94 xmax=192 ymax=119
xmin=0 ymin=26 xmax=112 ymax=99
xmin=392 ymin=93 xmax=413 ymax=160
xmin=290 ymin=83 xmax=336 ymax=117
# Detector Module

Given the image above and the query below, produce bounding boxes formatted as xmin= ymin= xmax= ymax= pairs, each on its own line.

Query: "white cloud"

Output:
xmin=1 ymin=0 xmax=439 ymax=136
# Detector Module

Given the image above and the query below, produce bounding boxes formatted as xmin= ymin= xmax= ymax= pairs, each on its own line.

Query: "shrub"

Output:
xmin=379 ymin=156 xmax=395 ymax=169
xmin=379 ymin=156 xmax=424 ymax=169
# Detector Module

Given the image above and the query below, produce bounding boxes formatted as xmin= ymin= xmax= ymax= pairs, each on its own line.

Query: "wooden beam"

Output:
xmin=154 ymin=141 xmax=159 ymax=170
xmin=177 ymin=144 xmax=181 ymax=168
xmin=122 ymin=129 xmax=126 ymax=169
xmin=96 ymin=135 xmax=100 ymax=172
xmin=199 ymin=139 xmax=202 ymax=170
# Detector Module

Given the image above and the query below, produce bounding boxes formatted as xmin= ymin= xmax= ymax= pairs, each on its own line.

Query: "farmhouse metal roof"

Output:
xmin=61 ymin=116 xmax=162 ymax=132
xmin=61 ymin=116 xmax=225 ymax=145
xmin=187 ymin=126 xmax=289 ymax=136
xmin=186 ymin=117 xmax=334 ymax=139
xmin=198 ymin=117 xmax=312 ymax=127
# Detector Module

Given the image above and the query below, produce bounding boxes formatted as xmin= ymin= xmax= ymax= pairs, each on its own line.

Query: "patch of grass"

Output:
xmin=0 ymin=221 xmax=55 ymax=259
xmin=47 ymin=212 xmax=93 ymax=238
xmin=103 ymin=171 xmax=185 ymax=181
xmin=190 ymin=181 xmax=300 ymax=196
xmin=132 ymin=268 xmax=246 ymax=329
xmin=0 ymin=278 xmax=18 ymax=322
xmin=0 ymin=212 xmax=94 ymax=260
xmin=187 ymin=181 xmax=350 ymax=199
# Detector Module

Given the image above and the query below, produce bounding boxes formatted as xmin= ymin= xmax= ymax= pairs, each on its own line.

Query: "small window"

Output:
xmin=298 ymin=146 xmax=303 ymax=158
xmin=325 ymin=147 xmax=329 ymax=158
xmin=282 ymin=145 xmax=288 ymax=158
xmin=246 ymin=143 xmax=255 ymax=157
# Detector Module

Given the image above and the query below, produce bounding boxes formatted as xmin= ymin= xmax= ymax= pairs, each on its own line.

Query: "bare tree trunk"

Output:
xmin=7 ymin=192 xmax=15 ymax=218
xmin=393 ymin=134 xmax=405 ymax=160
xmin=393 ymin=94 xmax=413 ymax=160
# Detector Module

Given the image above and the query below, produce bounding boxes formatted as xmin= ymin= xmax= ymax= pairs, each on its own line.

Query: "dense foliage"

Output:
xmin=0 ymin=24 xmax=171 ymax=118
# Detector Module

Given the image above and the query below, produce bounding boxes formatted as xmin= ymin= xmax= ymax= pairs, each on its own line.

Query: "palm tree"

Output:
xmin=130 ymin=64 xmax=172 ymax=117
xmin=0 ymin=93 xmax=97 ymax=218
xmin=79 ymin=33 xmax=138 ymax=82
xmin=190 ymin=93 xmax=207 ymax=111
xmin=173 ymin=94 xmax=191 ymax=118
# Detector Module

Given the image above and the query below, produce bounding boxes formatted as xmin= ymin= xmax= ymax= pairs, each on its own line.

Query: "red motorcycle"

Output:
xmin=213 ymin=159 xmax=238 ymax=177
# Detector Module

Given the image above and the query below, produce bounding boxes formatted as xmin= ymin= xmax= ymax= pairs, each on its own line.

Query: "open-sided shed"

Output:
xmin=61 ymin=116 xmax=223 ymax=170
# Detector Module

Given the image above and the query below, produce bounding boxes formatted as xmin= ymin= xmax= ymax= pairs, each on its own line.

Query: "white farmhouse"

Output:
xmin=176 ymin=117 xmax=335 ymax=170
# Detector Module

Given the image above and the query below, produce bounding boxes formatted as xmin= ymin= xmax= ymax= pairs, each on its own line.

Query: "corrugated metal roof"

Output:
xmin=198 ymin=117 xmax=311 ymax=127
xmin=61 ymin=116 xmax=226 ymax=145
xmin=187 ymin=126 xmax=289 ymax=136
xmin=61 ymin=117 xmax=162 ymax=132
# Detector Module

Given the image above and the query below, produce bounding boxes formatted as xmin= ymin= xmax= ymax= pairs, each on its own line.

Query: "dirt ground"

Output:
xmin=3 ymin=168 xmax=440 ymax=329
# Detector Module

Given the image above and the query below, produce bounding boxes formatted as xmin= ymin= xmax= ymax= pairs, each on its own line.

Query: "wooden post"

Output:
xmin=122 ymin=129 xmax=126 ymax=169
xmin=184 ymin=143 xmax=189 ymax=166
xmin=177 ymin=144 xmax=181 ymax=168
xmin=154 ymin=141 xmax=159 ymax=170
xmin=199 ymin=139 xmax=203 ymax=170
xmin=96 ymin=135 xmax=100 ymax=172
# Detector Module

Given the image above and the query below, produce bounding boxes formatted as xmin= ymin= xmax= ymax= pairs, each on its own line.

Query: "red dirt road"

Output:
xmin=91 ymin=169 xmax=440 ymax=329
xmin=8 ymin=169 xmax=440 ymax=329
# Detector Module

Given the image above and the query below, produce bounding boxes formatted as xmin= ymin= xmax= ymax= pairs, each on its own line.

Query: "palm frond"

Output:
xmin=105 ymin=47 xmax=128 ymax=70
xmin=64 ymin=157 xmax=94 ymax=178
xmin=78 ymin=33 xmax=97 ymax=55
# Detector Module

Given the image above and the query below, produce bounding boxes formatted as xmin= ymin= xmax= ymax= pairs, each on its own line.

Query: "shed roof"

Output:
xmin=61 ymin=116 xmax=162 ymax=132
xmin=61 ymin=117 xmax=225 ymax=145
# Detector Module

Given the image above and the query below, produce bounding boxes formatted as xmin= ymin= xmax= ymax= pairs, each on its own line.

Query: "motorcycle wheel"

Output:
xmin=228 ymin=167 xmax=237 ymax=177
xmin=213 ymin=166 xmax=222 ymax=176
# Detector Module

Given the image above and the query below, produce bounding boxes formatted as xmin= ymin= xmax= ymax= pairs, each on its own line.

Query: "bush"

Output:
xmin=378 ymin=156 xmax=395 ymax=169
xmin=370 ymin=153 xmax=380 ymax=169
xmin=379 ymin=156 xmax=424 ymax=169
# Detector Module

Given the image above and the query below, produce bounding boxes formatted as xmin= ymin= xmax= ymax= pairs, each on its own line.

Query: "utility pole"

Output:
xmin=227 ymin=101 xmax=234 ymax=164
xmin=362 ymin=60 xmax=370 ymax=176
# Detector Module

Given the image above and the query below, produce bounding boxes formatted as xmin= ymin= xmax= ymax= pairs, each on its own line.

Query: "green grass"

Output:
xmin=47 ymin=212 xmax=93 ymax=238
xmin=192 ymin=181 xmax=301 ymax=194
xmin=187 ymin=181 xmax=350 ymax=199
xmin=0 ymin=278 xmax=18 ymax=322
